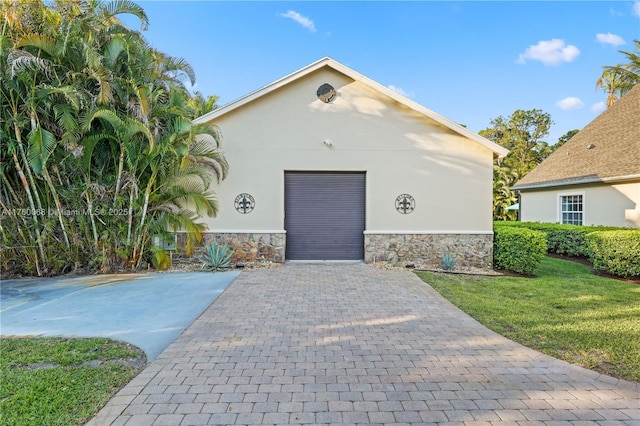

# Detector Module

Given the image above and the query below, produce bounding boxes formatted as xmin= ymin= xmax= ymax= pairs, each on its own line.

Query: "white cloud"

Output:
xmin=387 ymin=84 xmax=413 ymax=98
xmin=591 ymin=101 xmax=606 ymax=112
xmin=280 ymin=10 xmax=316 ymax=32
xmin=596 ymin=33 xmax=625 ymax=47
xmin=634 ymin=1 xmax=640 ymax=17
xmin=556 ymin=97 xmax=584 ymax=110
xmin=609 ymin=8 xmax=622 ymax=16
xmin=517 ymin=39 xmax=580 ymax=65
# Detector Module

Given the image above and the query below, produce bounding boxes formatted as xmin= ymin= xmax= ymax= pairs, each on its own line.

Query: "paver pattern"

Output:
xmin=89 ymin=263 xmax=640 ymax=425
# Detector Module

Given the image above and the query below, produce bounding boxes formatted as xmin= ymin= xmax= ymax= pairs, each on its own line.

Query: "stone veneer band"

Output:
xmin=178 ymin=232 xmax=492 ymax=270
xmin=364 ymin=233 xmax=493 ymax=270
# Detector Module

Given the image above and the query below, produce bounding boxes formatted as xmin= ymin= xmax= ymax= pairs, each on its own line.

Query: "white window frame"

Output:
xmin=557 ymin=191 xmax=585 ymax=225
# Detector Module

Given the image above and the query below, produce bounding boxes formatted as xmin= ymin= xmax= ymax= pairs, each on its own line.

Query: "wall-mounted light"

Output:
xmin=323 ymin=139 xmax=333 ymax=148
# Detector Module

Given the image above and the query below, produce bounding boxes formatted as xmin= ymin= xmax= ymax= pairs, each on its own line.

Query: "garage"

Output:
xmin=191 ymin=57 xmax=508 ymax=269
xmin=285 ymin=172 xmax=365 ymax=260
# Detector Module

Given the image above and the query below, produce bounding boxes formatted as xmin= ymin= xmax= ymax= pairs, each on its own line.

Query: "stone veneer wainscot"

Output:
xmin=176 ymin=232 xmax=286 ymax=263
xmin=177 ymin=232 xmax=492 ymax=269
xmin=364 ymin=233 xmax=493 ymax=270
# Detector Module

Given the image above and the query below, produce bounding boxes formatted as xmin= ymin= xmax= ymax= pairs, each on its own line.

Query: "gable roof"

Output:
xmin=194 ymin=57 xmax=509 ymax=159
xmin=514 ymin=84 xmax=640 ymax=190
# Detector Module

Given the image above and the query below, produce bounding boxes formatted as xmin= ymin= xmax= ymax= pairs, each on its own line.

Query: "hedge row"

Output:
xmin=493 ymin=225 xmax=547 ymax=275
xmin=494 ymin=222 xmax=640 ymax=278
xmin=494 ymin=222 xmax=617 ymax=257
xmin=587 ymin=231 xmax=640 ymax=278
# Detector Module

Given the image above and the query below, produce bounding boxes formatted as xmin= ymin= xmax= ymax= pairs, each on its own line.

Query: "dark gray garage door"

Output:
xmin=285 ymin=172 xmax=365 ymax=260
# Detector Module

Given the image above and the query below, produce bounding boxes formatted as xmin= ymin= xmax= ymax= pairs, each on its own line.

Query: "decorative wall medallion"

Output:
xmin=395 ymin=194 xmax=415 ymax=214
xmin=234 ymin=193 xmax=255 ymax=214
xmin=317 ymin=83 xmax=336 ymax=103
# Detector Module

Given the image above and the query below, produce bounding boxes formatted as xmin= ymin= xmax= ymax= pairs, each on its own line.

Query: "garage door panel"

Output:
xmin=285 ymin=172 xmax=365 ymax=260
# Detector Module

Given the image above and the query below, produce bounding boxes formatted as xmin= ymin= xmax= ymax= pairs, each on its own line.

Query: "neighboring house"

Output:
xmin=191 ymin=57 xmax=508 ymax=269
xmin=513 ymin=84 xmax=640 ymax=228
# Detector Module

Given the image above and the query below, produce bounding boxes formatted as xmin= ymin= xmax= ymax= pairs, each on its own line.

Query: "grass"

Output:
xmin=0 ymin=337 xmax=145 ymax=426
xmin=416 ymin=256 xmax=640 ymax=383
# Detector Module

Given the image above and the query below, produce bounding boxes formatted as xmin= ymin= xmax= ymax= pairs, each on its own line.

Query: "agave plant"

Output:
xmin=198 ymin=242 xmax=234 ymax=271
xmin=440 ymin=253 xmax=457 ymax=271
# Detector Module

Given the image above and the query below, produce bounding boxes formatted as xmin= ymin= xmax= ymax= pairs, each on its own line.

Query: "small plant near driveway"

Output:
xmin=440 ymin=253 xmax=457 ymax=271
xmin=198 ymin=242 xmax=235 ymax=271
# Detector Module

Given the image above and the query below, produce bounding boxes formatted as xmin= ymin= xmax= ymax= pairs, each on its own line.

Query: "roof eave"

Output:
xmin=325 ymin=60 xmax=510 ymax=159
xmin=193 ymin=57 xmax=510 ymax=158
xmin=193 ymin=57 xmax=333 ymax=125
xmin=513 ymin=173 xmax=640 ymax=190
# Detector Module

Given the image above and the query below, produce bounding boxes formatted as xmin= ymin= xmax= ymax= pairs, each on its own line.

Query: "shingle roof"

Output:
xmin=513 ymin=84 xmax=640 ymax=190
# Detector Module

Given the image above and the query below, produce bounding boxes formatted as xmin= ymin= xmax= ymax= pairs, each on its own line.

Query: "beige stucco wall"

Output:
xmin=520 ymin=181 xmax=640 ymax=228
xmin=201 ymin=67 xmax=495 ymax=234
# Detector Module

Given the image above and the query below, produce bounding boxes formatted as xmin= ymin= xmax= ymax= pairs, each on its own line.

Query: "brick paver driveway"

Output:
xmin=89 ymin=264 xmax=639 ymax=425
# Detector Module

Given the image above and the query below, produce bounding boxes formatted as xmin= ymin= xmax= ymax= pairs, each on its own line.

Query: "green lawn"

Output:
xmin=0 ymin=337 xmax=145 ymax=426
xmin=416 ymin=256 xmax=640 ymax=382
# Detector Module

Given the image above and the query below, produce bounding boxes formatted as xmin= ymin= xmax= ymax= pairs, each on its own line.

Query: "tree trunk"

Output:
xmin=10 ymin=151 xmax=43 ymax=276
xmin=43 ymin=168 xmax=71 ymax=249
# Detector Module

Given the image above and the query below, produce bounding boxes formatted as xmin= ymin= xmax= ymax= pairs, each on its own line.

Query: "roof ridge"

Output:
xmin=193 ymin=57 xmax=509 ymax=159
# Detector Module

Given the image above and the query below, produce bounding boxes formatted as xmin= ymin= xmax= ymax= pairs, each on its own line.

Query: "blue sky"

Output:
xmin=128 ymin=1 xmax=639 ymax=143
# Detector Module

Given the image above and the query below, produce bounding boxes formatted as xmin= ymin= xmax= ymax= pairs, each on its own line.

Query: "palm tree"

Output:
xmin=132 ymin=119 xmax=228 ymax=267
xmin=187 ymin=92 xmax=219 ymax=119
xmin=597 ymin=39 xmax=640 ymax=107
xmin=493 ymin=166 xmax=519 ymax=221
xmin=1 ymin=0 xmax=227 ymax=276
xmin=596 ymin=68 xmax=625 ymax=108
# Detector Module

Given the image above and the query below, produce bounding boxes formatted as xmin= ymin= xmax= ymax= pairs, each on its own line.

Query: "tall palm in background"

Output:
xmin=597 ymin=39 xmax=640 ymax=107
xmin=1 ymin=0 xmax=226 ymax=276
xmin=596 ymin=69 xmax=625 ymax=108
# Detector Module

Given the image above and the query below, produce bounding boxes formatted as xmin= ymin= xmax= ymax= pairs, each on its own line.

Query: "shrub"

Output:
xmin=494 ymin=226 xmax=547 ymax=275
xmin=494 ymin=222 xmax=619 ymax=257
xmin=587 ymin=231 xmax=640 ymax=278
xmin=536 ymin=224 xmax=594 ymax=257
xmin=198 ymin=242 xmax=234 ymax=271
xmin=150 ymin=247 xmax=172 ymax=271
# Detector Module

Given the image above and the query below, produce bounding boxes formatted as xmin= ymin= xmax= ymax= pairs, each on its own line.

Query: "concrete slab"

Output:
xmin=0 ymin=271 xmax=239 ymax=360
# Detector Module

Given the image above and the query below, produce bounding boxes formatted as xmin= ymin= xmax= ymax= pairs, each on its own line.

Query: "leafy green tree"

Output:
xmin=480 ymin=109 xmax=553 ymax=221
xmin=480 ymin=109 xmax=553 ymax=177
xmin=554 ymin=129 xmax=579 ymax=151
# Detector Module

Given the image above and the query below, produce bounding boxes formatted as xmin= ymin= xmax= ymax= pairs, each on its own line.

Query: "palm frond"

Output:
xmin=169 ymin=173 xmax=206 ymax=194
xmin=151 ymin=202 xmax=181 ymax=215
xmin=53 ymin=103 xmax=79 ymax=132
xmin=101 ymin=0 xmax=149 ymax=31
xmin=80 ymin=132 xmax=116 ymax=169
xmin=27 ymin=126 xmax=57 ymax=175
xmin=120 ymin=171 xmax=139 ymax=194
xmin=7 ymin=49 xmax=52 ymax=78
xmin=81 ymin=107 xmax=121 ymax=132
xmin=155 ymin=52 xmax=196 ymax=87
xmin=85 ymin=66 xmax=114 ymax=105
xmin=43 ymin=84 xmax=83 ymax=111
xmin=191 ymin=124 xmax=223 ymax=148
xmin=17 ymin=33 xmax=61 ymax=59
xmin=103 ymin=35 xmax=127 ymax=69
